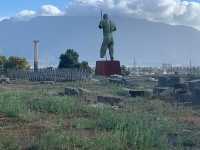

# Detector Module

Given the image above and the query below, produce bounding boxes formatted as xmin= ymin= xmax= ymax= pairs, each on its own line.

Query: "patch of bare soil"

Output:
xmin=0 ymin=83 xmax=34 ymax=90
xmin=0 ymin=115 xmax=45 ymax=137
xmin=0 ymin=113 xmax=24 ymax=128
xmin=0 ymin=113 xmax=51 ymax=148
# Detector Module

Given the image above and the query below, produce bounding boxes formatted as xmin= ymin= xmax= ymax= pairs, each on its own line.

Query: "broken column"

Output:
xmin=33 ymin=40 xmax=39 ymax=72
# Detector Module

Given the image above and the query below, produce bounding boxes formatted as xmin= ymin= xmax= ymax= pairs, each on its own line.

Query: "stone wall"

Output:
xmin=5 ymin=68 xmax=91 ymax=81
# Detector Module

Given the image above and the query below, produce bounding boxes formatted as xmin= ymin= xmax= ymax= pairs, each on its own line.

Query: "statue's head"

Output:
xmin=103 ymin=14 xmax=109 ymax=20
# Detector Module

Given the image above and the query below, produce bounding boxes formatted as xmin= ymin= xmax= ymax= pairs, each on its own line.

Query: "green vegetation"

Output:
xmin=0 ymin=56 xmax=6 ymax=66
xmin=0 ymin=55 xmax=30 ymax=71
xmin=0 ymin=80 xmax=199 ymax=149
xmin=58 ymin=49 xmax=91 ymax=71
xmin=121 ymin=65 xmax=130 ymax=76
xmin=0 ymin=136 xmax=20 ymax=150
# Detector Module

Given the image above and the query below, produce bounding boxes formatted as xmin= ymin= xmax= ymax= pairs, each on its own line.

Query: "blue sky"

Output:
xmin=0 ymin=0 xmax=198 ymax=13
xmin=0 ymin=0 xmax=199 ymax=16
xmin=0 ymin=0 xmax=69 ymax=16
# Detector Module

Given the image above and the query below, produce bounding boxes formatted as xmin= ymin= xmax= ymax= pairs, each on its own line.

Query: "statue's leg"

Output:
xmin=108 ymin=42 xmax=114 ymax=61
xmin=100 ymin=40 xmax=108 ymax=58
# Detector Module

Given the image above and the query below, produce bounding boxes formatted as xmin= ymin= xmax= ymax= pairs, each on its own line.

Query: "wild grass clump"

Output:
xmin=93 ymin=133 xmax=124 ymax=150
xmin=96 ymin=109 xmax=120 ymax=130
xmin=0 ymin=90 xmax=82 ymax=120
xmin=72 ymin=118 xmax=96 ymax=129
xmin=115 ymin=114 xmax=169 ymax=150
xmin=0 ymin=91 xmax=29 ymax=118
xmin=33 ymin=130 xmax=92 ymax=150
xmin=28 ymin=96 xmax=78 ymax=116
xmin=0 ymin=136 xmax=20 ymax=150
xmin=95 ymin=107 xmax=173 ymax=150
xmin=33 ymin=130 xmax=125 ymax=150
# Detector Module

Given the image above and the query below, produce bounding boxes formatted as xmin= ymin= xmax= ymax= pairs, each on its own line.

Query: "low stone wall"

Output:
xmin=6 ymin=69 xmax=91 ymax=81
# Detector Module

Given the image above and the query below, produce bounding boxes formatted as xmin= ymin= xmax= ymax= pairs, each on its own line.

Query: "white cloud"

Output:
xmin=67 ymin=0 xmax=200 ymax=30
xmin=16 ymin=10 xmax=36 ymax=19
xmin=0 ymin=16 xmax=10 ymax=21
xmin=15 ymin=4 xmax=64 ymax=20
xmin=122 ymin=0 xmax=200 ymax=29
xmin=3 ymin=1 xmax=200 ymax=30
xmin=40 ymin=5 xmax=65 ymax=16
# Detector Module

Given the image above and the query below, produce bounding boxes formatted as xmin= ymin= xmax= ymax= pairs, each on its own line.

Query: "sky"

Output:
xmin=1 ymin=0 xmax=200 ymax=30
xmin=0 ymin=0 xmax=69 ymax=16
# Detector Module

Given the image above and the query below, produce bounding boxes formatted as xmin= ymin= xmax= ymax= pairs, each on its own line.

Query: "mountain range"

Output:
xmin=0 ymin=16 xmax=200 ymax=67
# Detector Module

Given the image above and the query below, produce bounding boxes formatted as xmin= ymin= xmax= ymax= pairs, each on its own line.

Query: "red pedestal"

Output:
xmin=95 ymin=60 xmax=121 ymax=76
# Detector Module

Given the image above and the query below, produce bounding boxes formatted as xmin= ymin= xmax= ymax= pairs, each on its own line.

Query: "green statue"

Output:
xmin=99 ymin=13 xmax=117 ymax=61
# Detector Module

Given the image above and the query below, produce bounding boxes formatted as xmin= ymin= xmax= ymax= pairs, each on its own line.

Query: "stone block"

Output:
xmin=95 ymin=60 xmax=121 ymax=76
xmin=97 ymin=96 xmax=122 ymax=106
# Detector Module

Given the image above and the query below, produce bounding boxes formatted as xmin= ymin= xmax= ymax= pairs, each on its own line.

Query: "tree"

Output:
xmin=58 ymin=49 xmax=79 ymax=69
xmin=0 ymin=56 xmax=6 ymax=72
xmin=4 ymin=56 xmax=30 ymax=70
xmin=121 ymin=65 xmax=130 ymax=76
xmin=0 ymin=56 xmax=6 ymax=66
xmin=80 ymin=61 xmax=92 ymax=72
xmin=58 ymin=49 xmax=92 ymax=71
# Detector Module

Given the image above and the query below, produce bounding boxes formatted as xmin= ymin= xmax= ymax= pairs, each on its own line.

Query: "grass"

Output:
xmin=0 ymin=91 xmax=31 ymax=118
xmin=0 ymin=90 xmax=81 ymax=120
xmin=35 ymin=131 xmax=91 ymax=150
xmin=29 ymin=96 xmax=79 ymax=115
xmin=0 ymin=136 xmax=20 ymax=150
xmin=0 ymin=80 xmax=199 ymax=149
xmin=95 ymin=107 xmax=172 ymax=150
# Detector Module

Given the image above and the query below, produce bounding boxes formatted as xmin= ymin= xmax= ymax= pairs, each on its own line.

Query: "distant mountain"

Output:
xmin=0 ymin=16 xmax=200 ymax=67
